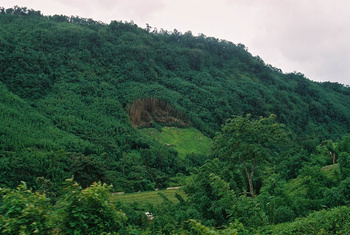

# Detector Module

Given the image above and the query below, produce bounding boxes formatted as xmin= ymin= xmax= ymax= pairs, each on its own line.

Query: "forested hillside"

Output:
xmin=1 ymin=6 xmax=350 ymax=234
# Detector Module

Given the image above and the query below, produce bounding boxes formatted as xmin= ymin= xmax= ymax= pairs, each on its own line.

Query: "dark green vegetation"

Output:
xmin=1 ymin=6 xmax=350 ymax=234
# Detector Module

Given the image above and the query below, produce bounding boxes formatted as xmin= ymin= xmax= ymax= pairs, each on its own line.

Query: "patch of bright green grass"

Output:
xmin=112 ymin=188 xmax=185 ymax=206
xmin=139 ymin=127 xmax=212 ymax=158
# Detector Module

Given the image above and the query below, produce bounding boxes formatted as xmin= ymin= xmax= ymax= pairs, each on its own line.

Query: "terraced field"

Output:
xmin=112 ymin=188 xmax=185 ymax=206
xmin=139 ymin=127 xmax=213 ymax=158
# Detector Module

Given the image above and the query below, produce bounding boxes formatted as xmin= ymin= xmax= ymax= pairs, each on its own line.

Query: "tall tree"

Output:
xmin=213 ymin=114 xmax=288 ymax=198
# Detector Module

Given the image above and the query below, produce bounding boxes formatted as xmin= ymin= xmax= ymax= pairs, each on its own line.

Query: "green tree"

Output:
xmin=213 ymin=114 xmax=288 ymax=198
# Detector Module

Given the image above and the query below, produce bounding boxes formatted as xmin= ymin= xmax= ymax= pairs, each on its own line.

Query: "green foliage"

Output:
xmin=263 ymin=206 xmax=350 ymax=234
xmin=0 ymin=149 xmax=71 ymax=191
xmin=337 ymin=177 xmax=350 ymax=202
xmin=0 ymin=182 xmax=51 ymax=234
xmin=1 ymin=6 xmax=350 ymax=233
xmin=214 ymin=114 xmax=288 ymax=163
xmin=58 ymin=178 xmax=127 ymax=234
xmin=214 ymin=114 xmax=289 ymax=198
xmin=0 ymin=180 xmax=132 ymax=234
xmin=70 ymin=153 xmax=107 ymax=188
xmin=276 ymin=146 xmax=310 ymax=180
xmin=185 ymin=159 xmax=233 ymax=226
xmin=1 ymin=6 xmax=350 ymax=194
xmin=184 ymin=158 xmax=267 ymax=229
xmin=181 ymin=219 xmax=246 ymax=234
xmin=338 ymin=135 xmax=350 ymax=178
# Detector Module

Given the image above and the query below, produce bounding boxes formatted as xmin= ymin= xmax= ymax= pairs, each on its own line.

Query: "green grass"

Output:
xmin=139 ymin=127 xmax=213 ymax=158
xmin=112 ymin=188 xmax=185 ymax=206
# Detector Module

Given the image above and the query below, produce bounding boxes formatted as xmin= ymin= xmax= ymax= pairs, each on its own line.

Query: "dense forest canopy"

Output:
xmin=1 ymin=6 xmax=350 ymax=234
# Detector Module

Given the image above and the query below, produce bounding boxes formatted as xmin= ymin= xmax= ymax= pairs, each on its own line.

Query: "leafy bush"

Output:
xmin=58 ymin=179 xmax=127 ymax=234
xmin=263 ymin=206 xmax=350 ymax=234
xmin=0 ymin=182 xmax=51 ymax=234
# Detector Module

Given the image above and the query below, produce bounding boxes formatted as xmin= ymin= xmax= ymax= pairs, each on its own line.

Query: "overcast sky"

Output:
xmin=2 ymin=0 xmax=350 ymax=85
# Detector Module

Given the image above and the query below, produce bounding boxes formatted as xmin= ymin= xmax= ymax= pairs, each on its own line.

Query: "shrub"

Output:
xmin=58 ymin=179 xmax=127 ymax=234
xmin=0 ymin=182 xmax=51 ymax=234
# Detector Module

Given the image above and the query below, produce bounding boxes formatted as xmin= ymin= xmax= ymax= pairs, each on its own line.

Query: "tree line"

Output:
xmin=1 ymin=6 xmax=350 ymax=233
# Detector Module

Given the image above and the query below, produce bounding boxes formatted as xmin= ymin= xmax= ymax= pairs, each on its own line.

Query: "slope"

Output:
xmin=139 ymin=127 xmax=212 ymax=158
xmin=0 ymin=7 xmax=350 ymax=192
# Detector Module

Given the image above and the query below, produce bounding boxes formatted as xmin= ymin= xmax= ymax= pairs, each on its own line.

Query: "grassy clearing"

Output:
xmin=112 ymin=188 xmax=186 ymax=206
xmin=139 ymin=127 xmax=212 ymax=158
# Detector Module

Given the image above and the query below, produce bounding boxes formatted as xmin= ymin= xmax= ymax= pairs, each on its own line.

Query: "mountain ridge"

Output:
xmin=0 ymin=6 xmax=350 ymax=191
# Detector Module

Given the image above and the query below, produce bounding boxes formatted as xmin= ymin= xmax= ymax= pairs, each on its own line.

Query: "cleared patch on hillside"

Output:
xmin=112 ymin=188 xmax=185 ymax=206
xmin=127 ymin=98 xmax=190 ymax=128
xmin=139 ymin=127 xmax=212 ymax=158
